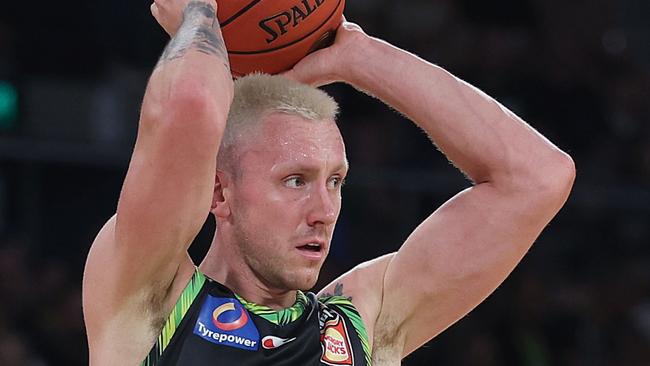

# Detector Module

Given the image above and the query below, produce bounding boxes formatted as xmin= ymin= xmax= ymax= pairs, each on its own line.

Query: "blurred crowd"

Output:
xmin=0 ymin=0 xmax=649 ymax=365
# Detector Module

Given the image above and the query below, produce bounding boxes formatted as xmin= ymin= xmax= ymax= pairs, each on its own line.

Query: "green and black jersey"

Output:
xmin=141 ymin=269 xmax=372 ymax=366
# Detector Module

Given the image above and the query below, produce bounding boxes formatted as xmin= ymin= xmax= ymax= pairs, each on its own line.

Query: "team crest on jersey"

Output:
xmin=320 ymin=311 xmax=354 ymax=365
xmin=193 ymin=295 xmax=260 ymax=351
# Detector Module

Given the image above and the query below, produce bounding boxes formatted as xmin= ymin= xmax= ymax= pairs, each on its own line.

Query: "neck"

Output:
xmin=200 ymin=232 xmax=298 ymax=310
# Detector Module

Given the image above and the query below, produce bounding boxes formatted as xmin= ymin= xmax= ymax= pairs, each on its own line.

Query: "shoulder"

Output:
xmin=317 ymin=253 xmax=395 ymax=339
xmin=317 ymin=294 xmax=367 ymax=335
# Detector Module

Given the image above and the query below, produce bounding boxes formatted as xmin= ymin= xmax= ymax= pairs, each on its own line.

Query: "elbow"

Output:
xmin=141 ymin=80 xmax=230 ymax=135
xmin=168 ymin=82 xmax=213 ymax=117
xmin=523 ymin=150 xmax=576 ymax=207
xmin=540 ymin=151 xmax=576 ymax=195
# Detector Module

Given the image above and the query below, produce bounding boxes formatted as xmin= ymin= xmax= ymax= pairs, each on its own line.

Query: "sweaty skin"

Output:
xmin=202 ymin=113 xmax=348 ymax=309
xmin=82 ymin=3 xmax=575 ymax=365
xmin=285 ymin=20 xmax=575 ymax=364
xmin=83 ymin=1 xmax=234 ymax=364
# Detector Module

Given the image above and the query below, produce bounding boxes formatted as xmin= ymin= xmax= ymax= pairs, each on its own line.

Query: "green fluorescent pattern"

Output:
xmin=236 ymin=291 xmax=308 ymax=326
xmin=322 ymin=296 xmax=373 ymax=366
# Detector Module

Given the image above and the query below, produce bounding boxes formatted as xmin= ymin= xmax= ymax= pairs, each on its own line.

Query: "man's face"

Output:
xmin=225 ymin=112 xmax=348 ymax=291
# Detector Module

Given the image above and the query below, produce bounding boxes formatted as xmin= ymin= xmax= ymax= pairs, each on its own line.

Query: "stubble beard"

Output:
xmin=232 ymin=220 xmax=321 ymax=292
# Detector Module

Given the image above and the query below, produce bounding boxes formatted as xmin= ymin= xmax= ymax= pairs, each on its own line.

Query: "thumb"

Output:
xmin=280 ymin=54 xmax=334 ymax=87
xmin=280 ymin=67 xmax=321 ymax=87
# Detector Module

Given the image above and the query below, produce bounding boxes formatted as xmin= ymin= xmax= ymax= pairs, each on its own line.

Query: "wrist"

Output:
xmin=183 ymin=1 xmax=217 ymax=20
xmin=324 ymin=25 xmax=370 ymax=84
xmin=337 ymin=34 xmax=383 ymax=88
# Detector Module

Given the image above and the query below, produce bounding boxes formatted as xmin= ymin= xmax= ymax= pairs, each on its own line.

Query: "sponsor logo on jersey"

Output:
xmin=193 ymin=295 xmax=259 ymax=351
xmin=318 ymin=305 xmax=339 ymax=328
xmin=261 ymin=335 xmax=297 ymax=350
xmin=320 ymin=312 xmax=354 ymax=365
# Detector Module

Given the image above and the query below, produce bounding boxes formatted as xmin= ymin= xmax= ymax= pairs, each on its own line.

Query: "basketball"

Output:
xmin=217 ymin=0 xmax=345 ymax=76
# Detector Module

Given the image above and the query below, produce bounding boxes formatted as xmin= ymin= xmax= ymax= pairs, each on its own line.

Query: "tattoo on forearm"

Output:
xmin=322 ymin=283 xmax=352 ymax=301
xmin=157 ymin=1 xmax=230 ymax=70
xmin=194 ymin=28 xmax=226 ymax=57
xmin=186 ymin=1 xmax=216 ymax=18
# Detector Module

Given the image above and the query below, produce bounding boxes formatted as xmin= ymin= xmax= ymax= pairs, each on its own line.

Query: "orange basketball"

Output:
xmin=217 ymin=0 xmax=345 ymax=76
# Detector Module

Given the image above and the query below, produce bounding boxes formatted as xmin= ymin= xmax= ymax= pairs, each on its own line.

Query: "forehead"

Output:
xmin=244 ymin=112 xmax=347 ymax=170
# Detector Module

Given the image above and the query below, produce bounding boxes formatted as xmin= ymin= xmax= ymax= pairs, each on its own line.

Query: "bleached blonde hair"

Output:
xmin=217 ymin=73 xmax=339 ymax=173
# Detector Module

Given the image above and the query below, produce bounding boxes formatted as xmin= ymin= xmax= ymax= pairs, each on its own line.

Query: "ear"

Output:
xmin=211 ymin=170 xmax=231 ymax=218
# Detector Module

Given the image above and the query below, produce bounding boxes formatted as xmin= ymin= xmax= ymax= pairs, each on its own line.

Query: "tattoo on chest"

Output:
xmin=157 ymin=1 xmax=230 ymax=70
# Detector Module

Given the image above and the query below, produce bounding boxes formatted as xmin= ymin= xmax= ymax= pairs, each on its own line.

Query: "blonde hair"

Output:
xmin=218 ymin=74 xmax=339 ymax=172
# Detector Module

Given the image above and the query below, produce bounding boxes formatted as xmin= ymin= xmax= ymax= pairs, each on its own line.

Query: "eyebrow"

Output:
xmin=274 ymin=160 xmax=349 ymax=174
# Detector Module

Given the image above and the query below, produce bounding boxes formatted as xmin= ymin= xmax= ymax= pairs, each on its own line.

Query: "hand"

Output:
xmin=282 ymin=18 xmax=369 ymax=87
xmin=151 ymin=0 xmax=217 ymax=37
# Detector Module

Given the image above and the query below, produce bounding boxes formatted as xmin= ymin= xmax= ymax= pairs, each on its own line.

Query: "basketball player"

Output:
xmin=82 ymin=0 xmax=575 ymax=365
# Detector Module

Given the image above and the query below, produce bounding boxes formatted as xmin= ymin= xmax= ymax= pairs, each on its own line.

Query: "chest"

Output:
xmin=157 ymin=293 xmax=369 ymax=366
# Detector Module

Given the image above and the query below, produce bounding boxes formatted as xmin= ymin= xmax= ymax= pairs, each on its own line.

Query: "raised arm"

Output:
xmin=289 ymin=22 xmax=575 ymax=358
xmin=83 ymin=0 xmax=232 ymax=352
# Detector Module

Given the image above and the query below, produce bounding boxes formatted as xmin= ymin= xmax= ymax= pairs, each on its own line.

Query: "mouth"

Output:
xmin=295 ymin=241 xmax=325 ymax=260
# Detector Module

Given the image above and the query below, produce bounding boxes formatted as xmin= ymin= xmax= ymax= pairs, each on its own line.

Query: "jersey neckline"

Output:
xmin=201 ymin=270 xmax=309 ymax=326
xmin=235 ymin=291 xmax=309 ymax=326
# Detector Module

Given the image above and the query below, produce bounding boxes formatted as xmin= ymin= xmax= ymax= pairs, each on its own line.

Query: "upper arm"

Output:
xmin=114 ymin=89 xmax=222 ymax=283
xmin=84 ymin=79 xmax=227 ymax=326
xmin=376 ymin=171 xmax=574 ymax=356
xmin=324 ymin=158 xmax=574 ymax=357
xmin=315 ymin=184 xmax=569 ymax=354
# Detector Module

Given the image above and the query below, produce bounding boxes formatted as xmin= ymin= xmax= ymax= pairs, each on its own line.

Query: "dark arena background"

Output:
xmin=1 ymin=0 xmax=649 ymax=365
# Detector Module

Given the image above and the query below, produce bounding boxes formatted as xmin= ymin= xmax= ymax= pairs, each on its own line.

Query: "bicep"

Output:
xmin=378 ymin=183 xmax=566 ymax=356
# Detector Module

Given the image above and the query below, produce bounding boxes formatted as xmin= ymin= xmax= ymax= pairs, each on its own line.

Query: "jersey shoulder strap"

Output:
xmin=319 ymin=295 xmax=372 ymax=365
xmin=141 ymin=268 xmax=206 ymax=366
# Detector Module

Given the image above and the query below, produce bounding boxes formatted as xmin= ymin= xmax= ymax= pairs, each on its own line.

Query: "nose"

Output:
xmin=306 ymin=185 xmax=338 ymax=227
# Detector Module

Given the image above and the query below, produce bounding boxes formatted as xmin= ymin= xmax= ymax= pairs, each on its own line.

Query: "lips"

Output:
xmin=296 ymin=243 xmax=322 ymax=252
xmin=295 ymin=239 xmax=326 ymax=259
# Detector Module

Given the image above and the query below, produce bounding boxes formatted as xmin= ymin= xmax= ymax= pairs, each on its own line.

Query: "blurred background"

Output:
xmin=0 ymin=0 xmax=649 ymax=365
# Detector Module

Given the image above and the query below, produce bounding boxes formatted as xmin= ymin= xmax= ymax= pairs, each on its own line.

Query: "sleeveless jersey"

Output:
xmin=141 ymin=269 xmax=372 ymax=366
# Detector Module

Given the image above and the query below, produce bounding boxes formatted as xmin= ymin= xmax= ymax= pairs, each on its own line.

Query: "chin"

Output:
xmin=286 ymin=269 xmax=320 ymax=291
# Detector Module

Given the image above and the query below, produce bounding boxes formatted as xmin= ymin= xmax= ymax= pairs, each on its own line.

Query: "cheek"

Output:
xmin=239 ymin=184 xmax=306 ymax=224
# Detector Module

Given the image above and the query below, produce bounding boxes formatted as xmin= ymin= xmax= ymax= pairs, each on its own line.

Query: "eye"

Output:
xmin=327 ymin=176 xmax=346 ymax=189
xmin=284 ymin=176 xmax=306 ymax=188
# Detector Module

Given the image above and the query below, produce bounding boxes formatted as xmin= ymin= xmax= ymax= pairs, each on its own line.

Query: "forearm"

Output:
xmin=143 ymin=0 xmax=233 ymax=131
xmin=113 ymin=0 xmax=233 ymax=262
xmin=344 ymin=36 xmax=569 ymax=186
